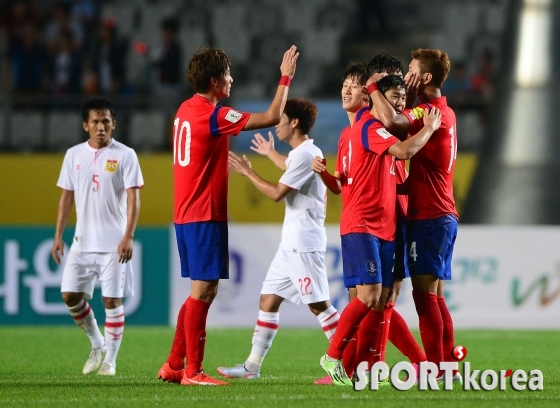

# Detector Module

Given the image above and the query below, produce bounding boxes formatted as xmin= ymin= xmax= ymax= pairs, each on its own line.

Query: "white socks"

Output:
xmin=104 ymin=305 xmax=125 ymax=366
xmin=68 ymin=299 xmax=104 ymax=348
xmin=245 ymin=310 xmax=279 ymax=372
xmin=317 ymin=305 xmax=340 ymax=341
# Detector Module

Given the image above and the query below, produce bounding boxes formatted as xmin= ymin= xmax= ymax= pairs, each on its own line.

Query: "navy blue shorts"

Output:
xmin=341 ymin=233 xmax=395 ymax=288
xmin=393 ymin=217 xmax=409 ymax=280
xmin=174 ymin=221 xmax=229 ymax=281
xmin=406 ymin=215 xmax=458 ymax=280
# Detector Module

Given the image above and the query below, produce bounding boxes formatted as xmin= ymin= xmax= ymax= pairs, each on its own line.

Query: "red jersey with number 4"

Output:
xmin=173 ymin=95 xmax=250 ymax=223
xmin=404 ymin=96 xmax=458 ymax=221
xmin=340 ymin=108 xmax=400 ymax=241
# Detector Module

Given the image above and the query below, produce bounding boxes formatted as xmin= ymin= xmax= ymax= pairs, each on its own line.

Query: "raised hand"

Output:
xmin=229 ymin=151 xmax=252 ymax=176
xmin=280 ymin=45 xmax=299 ymax=78
xmin=250 ymin=132 xmax=275 ymax=156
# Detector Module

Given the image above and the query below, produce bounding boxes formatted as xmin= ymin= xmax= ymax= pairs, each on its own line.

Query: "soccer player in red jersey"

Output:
xmin=157 ymin=45 xmax=299 ymax=386
xmin=318 ymin=73 xmax=441 ymax=386
xmin=367 ymin=49 xmax=462 ymax=384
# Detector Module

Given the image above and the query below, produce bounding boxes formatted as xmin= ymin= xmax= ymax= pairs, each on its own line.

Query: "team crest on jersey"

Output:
xmin=376 ymin=128 xmax=393 ymax=140
xmin=409 ymin=107 xmax=425 ymax=120
xmin=105 ymin=159 xmax=118 ymax=172
xmin=225 ymin=109 xmax=242 ymax=123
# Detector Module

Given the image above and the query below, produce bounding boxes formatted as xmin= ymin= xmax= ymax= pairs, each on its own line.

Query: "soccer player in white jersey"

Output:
xmin=217 ymin=98 xmax=339 ymax=379
xmin=51 ymin=98 xmax=144 ymax=376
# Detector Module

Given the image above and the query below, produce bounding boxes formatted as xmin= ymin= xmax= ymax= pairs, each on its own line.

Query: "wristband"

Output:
xmin=279 ymin=75 xmax=292 ymax=87
xmin=366 ymin=82 xmax=379 ymax=94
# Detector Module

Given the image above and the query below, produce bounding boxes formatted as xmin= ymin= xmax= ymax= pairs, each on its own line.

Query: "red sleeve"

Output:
xmin=211 ymin=106 xmax=250 ymax=137
xmin=362 ymin=120 xmax=399 ymax=155
xmin=403 ymin=105 xmax=428 ymax=135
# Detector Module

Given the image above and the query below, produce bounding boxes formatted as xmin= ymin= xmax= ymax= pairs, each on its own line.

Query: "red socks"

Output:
xmin=184 ymin=297 xmax=211 ymax=377
xmin=438 ymin=296 xmax=455 ymax=363
xmin=342 ymin=336 xmax=358 ymax=377
xmin=375 ymin=303 xmax=394 ymax=363
xmin=166 ymin=300 xmax=187 ymax=370
xmin=389 ymin=308 xmax=427 ymax=363
xmin=412 ymin=291 xmax=444 ymax=366
xmin=354 ymin=309 xmax=383 ymax=369
xmin=327 ymin=298 xmax=371 ymax=360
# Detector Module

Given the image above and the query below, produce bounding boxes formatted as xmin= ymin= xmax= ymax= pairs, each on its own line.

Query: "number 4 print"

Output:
xmin=299 ymin=277 xmax=313 ymax=296
xmin=409 ymin=241 xmax=418 ymax=262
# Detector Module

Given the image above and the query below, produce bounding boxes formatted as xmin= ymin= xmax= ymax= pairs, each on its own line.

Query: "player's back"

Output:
xmin=280 ymin=139 xmax=327 ymax=253
xmin=173 ymin=95 xmax=249 ymax=224
xmin=405 ymin=96 xmax=458 ymax=221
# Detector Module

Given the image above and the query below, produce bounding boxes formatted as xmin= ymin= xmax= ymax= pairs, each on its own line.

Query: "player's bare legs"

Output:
xmin=62 ymin=291 xmax=105 ymax=374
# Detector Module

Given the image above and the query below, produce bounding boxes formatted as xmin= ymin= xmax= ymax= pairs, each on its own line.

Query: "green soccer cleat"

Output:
xmin=320 ymin=354 xmax=352 ymax=386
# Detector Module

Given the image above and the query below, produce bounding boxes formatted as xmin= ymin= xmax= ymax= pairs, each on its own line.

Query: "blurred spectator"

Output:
xmin=7 ymin=22 xmax=47 ymax=94
xmin=356 ymin=0 xmax=389 ymax=40
xmin=81 ymin=59 xmax=98 ymax=95
xmin=70 ymin=0 xmax=97 ymax=54
xmin=94 ymin=18 xmax=126 ymax=95
xmin=470 ymin=48 xmax=498 ymax=103
xmin=150 ymin=17 xmax=182 ymax=96
xmin=3 ymin=0 xmax=41 ymax=50
xmin=44 ymin=1 xmax=84 ymax=53
xmin=47 ymin=29 xmax=82 ymax=95
xmin=442 ymin=61 xmax=472 ymax=105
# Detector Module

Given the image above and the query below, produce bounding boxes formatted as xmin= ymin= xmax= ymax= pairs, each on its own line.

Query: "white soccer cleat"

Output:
xmin=217 ymin=364 xmax=260 ymax=379
xmin=436 ymin=371 xmax=463 ymax=388
xmin=97 ymin=362 xmax=116 ymax=376
xmin=82 ymin=347 xmax=106 ymax=374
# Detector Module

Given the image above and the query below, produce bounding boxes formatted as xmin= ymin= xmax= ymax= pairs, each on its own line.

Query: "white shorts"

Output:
xmin=260 ymin=249 xmax=330 ymax=305
xmin=60 ymin=249 xmax=134 ymax=299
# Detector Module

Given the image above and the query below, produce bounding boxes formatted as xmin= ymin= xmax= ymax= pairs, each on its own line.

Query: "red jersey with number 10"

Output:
xmin=173 ymin=95 xmax=250 ymax=223
xmin=404 ymin=96 xmax=458 ymax=221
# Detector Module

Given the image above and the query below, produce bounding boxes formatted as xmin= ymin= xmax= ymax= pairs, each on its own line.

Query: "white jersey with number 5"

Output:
xmin=57 ymin=139 xmax=144 ymax=252
xmin=278 ymin=139 xmax=327 ymax=253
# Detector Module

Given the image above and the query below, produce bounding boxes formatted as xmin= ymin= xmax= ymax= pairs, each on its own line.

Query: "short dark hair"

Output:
xmin=342 ymin=62 xmax=368 ymax=85
xmin=367 ymin=53 xmax=404 ymax=77
xmin=187 ymin=46 xmax=231 ymax=93
xmin=283 ymin=98 xmax=318 ymax=135
xmin=411 ymin=48 xmax=451 ymax=88
xmin=82 ymin=98 xmax=116 ymax=122
xmin=377 ymin=75 xmax=407 ymax=95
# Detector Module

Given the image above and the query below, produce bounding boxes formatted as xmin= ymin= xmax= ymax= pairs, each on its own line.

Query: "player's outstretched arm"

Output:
xmin=250 ymin=132 xmax=287 ymax=170
xmin=367 ymin=74 xmax=411 ymax=135
xmin=118 ymin=187 xmax=140 ymax=264
xmin=51 ymin=189 xmax=74 ymax=265
xmin=388 ymin=108 xmax=441 ymax=160
xmin=243 ymin=45 xmax=299 ymax=131
xmin=311 ymin=156 xmax=341 ymax=195
xmin=229 ymin=151 xmax=292 ymax=202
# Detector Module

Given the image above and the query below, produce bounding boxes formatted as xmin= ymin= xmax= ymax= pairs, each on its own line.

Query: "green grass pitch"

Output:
xmin=0 ymin=327 xmax=558 ymax=407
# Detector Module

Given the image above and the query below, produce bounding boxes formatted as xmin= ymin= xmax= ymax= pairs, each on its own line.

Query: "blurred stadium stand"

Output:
xmin=0 ymin=0 xmax=507 ymax=154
